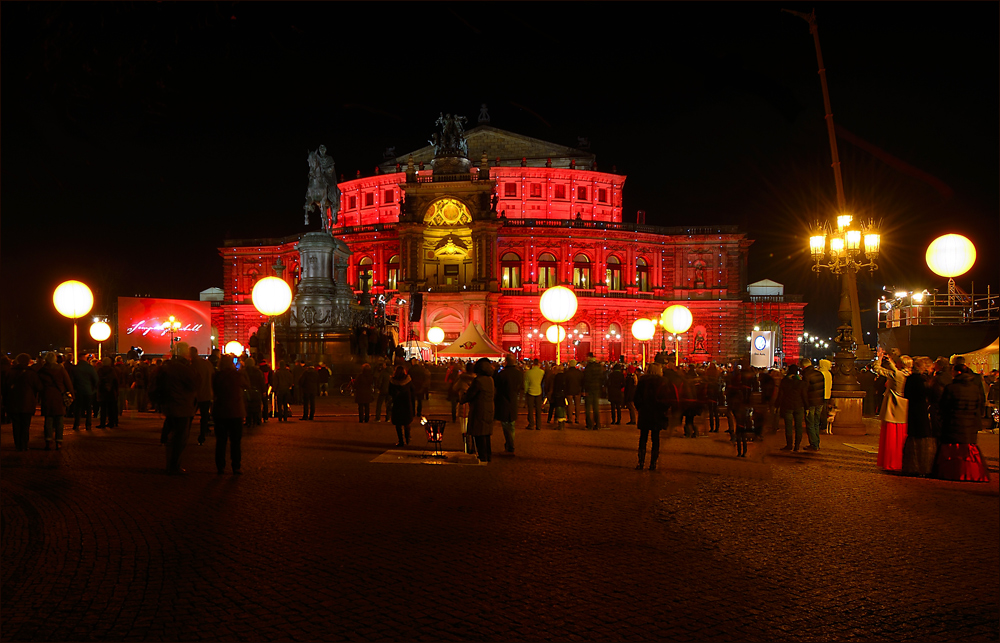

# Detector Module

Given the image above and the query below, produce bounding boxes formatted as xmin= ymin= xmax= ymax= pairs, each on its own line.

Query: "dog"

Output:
xmin=825 ymin=405 xmax=838 ymax=434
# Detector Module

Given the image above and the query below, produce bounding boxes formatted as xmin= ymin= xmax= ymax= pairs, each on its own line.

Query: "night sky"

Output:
xmin=3 ymin=2 xmax=997 ymax=355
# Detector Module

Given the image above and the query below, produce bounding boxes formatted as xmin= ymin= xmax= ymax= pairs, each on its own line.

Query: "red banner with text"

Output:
xmin=117 ymin=297 xmax=212 ymax=356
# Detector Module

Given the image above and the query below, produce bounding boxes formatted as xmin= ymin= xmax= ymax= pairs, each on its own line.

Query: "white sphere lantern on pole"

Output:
xmin=539 ymin=286 xmax=577 ymax=365
xmin=926 ymin=234 xmax=976 ymax=305
xmin=252 ymin=276 xmax=293 ymax=370
xmin=631 ymin=318 xmax=656 ymax=366
xmin=53 ymin=280 xmax=94 ymax=364
xmin=660 ymin=305 xmax=693 ymax=366
xmin=89 ymin=320 xmax=112 ymax=361
xmin=224 ymin=341 xmax=245 ymax=357
xmin=427 ymin=326 xmax=445 ymax=364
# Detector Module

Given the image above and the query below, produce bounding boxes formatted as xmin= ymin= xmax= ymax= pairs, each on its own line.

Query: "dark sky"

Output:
xmin=3 ymin=2 xmax=997 ymax=354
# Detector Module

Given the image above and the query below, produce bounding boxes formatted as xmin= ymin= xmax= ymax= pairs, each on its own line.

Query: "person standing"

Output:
xmin=703 ymin=363 xmax=722 ymax=433
xmin=70 ymin=355 xmax=98 ymax=431
xmin=623 ymin=365 xmax=639 ymax=425
xmin=271 ymin=361 xmax=293 ymax=422
xmin=9 ymin=354 xmax=42 ymax=451
xmin=373 ymin=360 xmax=392 ymax=422
xmin=681 ymin=365 xmax=704 ymax=438
xmin=633 ymin=364 xmax=669 ymax=470
xmin=317 ymin=362 xmax=331 ymax=397
xmin=445 ymin=362 xmax=461 ymax=420
xmin=291 ymin=359 xmax=305 ymax=406
xmin=801 ymin=358 xmax=825 ymax=451
xmin=299 ymin=363 xmax=319 ymax=421
xmin=582 ymin=353 xmax=605 ymax=430
xmin=935 ymin=364 xmax=990 ymax=482
xmin=97 ymin=357 xmax=119 ymax=429
xmin=777 ymin=363 xmax=808 ymax=452
xmin=901 ymin=357 xmax=935 ymax=476
xmin=461 ymin=358 xmax=496 ymax=463
xmin=38 ymin=352 xmax=74 ymax=450
xmin=454 ymin=362 xmax=477 ymax=452
xmin=153 ymin=342 xmax=199 ymax=474
xmin=873 ymin=350 xmax=911 ymax=472
xmin=494 ymin=354 xmax=522 ymax=454
xmin=564 ymin=360 xmax=583 ymax=425
xmin=550 ymin=365 xmax=569 ymax=429
xmin=212 ymin=357 xmax=246 ymax=474
xmin=523 ymin=359 xmax=545 ymax=430
xmin=132 ymin=357 xmax=151 ymax=413
xmin=388 ymin=366 xmax=414 ymax=446
xmin=354 ymin=363 xmax=375 ymax=423
xmin=408 ymin=358 xmax=429 ymax=418
xmin=607 ymin=363 xmax=625 ymax=425
xmin=191 ymin=347 xmax=215 ymax=445
xmin=929 ymin=357 xmax=953 ymax=439
xmin=243 ymin=358 xmax=266 ymax=427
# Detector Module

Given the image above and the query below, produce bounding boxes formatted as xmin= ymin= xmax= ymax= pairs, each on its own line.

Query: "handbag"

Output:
xmin=63 ymin=390 xmax=74 ymax=408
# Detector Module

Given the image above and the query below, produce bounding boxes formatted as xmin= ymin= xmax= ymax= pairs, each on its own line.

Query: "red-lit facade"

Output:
xmin=216 ymin=126 xmax=804 ymax=364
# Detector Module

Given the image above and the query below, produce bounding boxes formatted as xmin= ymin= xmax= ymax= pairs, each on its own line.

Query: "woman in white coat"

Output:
xmin=873 ymin=348 xmax=912 ymax=471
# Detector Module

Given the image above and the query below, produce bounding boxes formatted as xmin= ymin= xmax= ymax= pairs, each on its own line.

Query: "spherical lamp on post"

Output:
xmin=427 ymin=326 xmax=445 ymax=364
xmin=252 ymin=276 xmax=293 ymax=371
xmin=926 ymin=234 xmax=976 ymax=305
xmin=224 ymin=341 xmax=245 ymax=358
xmin=53 ymin=280 xmax=94 ymax=364
xmin=631 ymin=318 xmax=656 ymax=366
xmin=660 ymin=305 xmax=692 ymax=366
xmin=545 ymin=324 xmax=567 ymax=364
xmin=89 ymin=320 xmax=111 ymax=361
xmin=539 ymin=286 xmax=577 ymax=365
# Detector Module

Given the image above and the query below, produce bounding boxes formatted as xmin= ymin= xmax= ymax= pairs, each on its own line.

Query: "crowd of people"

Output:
xmin=2 ymin=344 xmax=995 ymax=480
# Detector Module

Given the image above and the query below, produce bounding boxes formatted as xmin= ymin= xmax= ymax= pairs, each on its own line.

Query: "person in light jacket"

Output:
xmin=873 ymin=349 xmax=911 ymax=472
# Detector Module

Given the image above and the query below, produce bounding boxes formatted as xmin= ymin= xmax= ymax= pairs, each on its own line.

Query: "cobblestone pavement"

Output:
xmin=3 ymin=395 xmax=998 ymax=642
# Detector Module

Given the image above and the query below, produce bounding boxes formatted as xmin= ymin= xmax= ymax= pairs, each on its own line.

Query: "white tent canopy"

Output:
xmin=952 ymin=338 xmax=999 ymax=373
xmin=437 ymin=323 xmax=508 ymax=359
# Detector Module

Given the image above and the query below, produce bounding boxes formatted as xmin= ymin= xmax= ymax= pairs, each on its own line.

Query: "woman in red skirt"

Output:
xmin=873 ymin=349 xmax=911 ymax=472
xmin=936 ymin=364 xmax=991 ymax=482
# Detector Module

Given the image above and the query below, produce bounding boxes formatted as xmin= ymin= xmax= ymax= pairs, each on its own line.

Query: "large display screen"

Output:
xmin=117 ymin=297 xmax=212 ymax=355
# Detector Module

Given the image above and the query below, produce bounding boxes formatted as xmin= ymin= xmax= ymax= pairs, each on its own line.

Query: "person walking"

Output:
xmin=354 ymin=363 xmax=375 ymax=423
xmin=494 ymin=354 xmax=522 ymax=454
xmin=212 ymin=357 xmax=246 ymax=474
xmin=523 ymin=359 xmax=545 ymax=430
xmin=299 ymin=363 xmax=319 ymax=421
xmin=70 ymin=355 xmax=98 ymax=431
xmin=153 ymin=342 xmax=199 ymax=474
xmin=901 ymin=357 xmax=935 ymax=476
xmin=38 ymin=352 xmax=74 ymax=450
xmin=935 ymin=364 xmax=990 ymax=482
xmin=873 ymin=349 xmax=911 ymax=472
xmin=777 ymin=363 xmax=808 ymax=452
xmin=607 ymin=363 xmax=625 ymax=425
xmin=388 ymin=365 xmax=415 ymax=446
xmin=9 ymin=354 xmax=42 ymax=451
xmin=461 ymin=358 xmax=495 ymax=463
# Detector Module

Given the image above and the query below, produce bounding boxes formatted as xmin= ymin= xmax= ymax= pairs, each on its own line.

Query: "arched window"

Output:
xmin=538 ymin=252 xmax=558 ymax=289
xmin=387 ymin=255 xmax=400 ymax=291
xmin=573 ymin=321 xmax=590 ymax=335
xmin=573 ymin=254 xmax=592 ymax=289
xmin=605 ymin=255 xmax=623 ymax=290
xmin=501 ymin=252 xmax=521 ymax=289
xmin=357 ymin=256 xmax=374 ymax=287
xmin=502 ymin=321 xmax=520 ymax=335
xmin=637 ymin=257 xmax=650 ymax=292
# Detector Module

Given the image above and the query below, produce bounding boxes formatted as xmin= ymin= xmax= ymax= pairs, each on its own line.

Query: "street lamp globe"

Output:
xmin=252 ymin=277 xmax=293 ymax=316
xmin=630 ymin=318 xmax=655 ymax=341
xmin=53 ymin=280 xmax=94 ymax=320
xmin=224 ymin=341 xmax=244 ymax=357
xmin=545 ymin=325 xmax=566 ymax=343
xmin=427 ymin=326 xmax=445 ymax=345
xmin=925 ymin=234 xmax=976 ymax=278
xmin=539 ymin=286 xmax=578 ymax=323
xmin=660 ymin=305 xmax=692 ymax=334
xmin=89 ymin=321 xmax=111 ymax=342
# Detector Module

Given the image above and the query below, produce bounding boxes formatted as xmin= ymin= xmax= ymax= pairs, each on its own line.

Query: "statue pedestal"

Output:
xmin=830 ymin=390 xmax=866 ymax=435
xmin=688 ymin=352 xmax=712 ymax=364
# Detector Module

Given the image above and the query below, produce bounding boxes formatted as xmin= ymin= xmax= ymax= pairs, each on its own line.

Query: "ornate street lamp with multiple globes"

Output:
xmin=539 ymin=286 xmax=578 ymax=365
xmin=53 ymin=280 xmax=94 ymax=364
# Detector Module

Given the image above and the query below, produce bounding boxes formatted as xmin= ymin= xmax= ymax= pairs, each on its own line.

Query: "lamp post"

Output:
xmin=224 ymin=341 xmax=245 ymax=358
xmin=539 ymin=286 xmax=578 ymax=365
xmin=427 ymin=326 xmax=445 ymax=364
xmin=660 ymin=305 xmax=692 ymax=366
xmin=89 ymin=320 xmax=112 ymax=361
xmin=545 ymin=324 xmax=567 ymax=364
xmin=163 ymin=316 xmax=182 ymax=353
xmin=631 ymin=318 xmax=655 ymax=366
xmin=53 ymin=280 xmax=94 ymax=364
xmin=252 ymin=276 xmax=293 ymax=371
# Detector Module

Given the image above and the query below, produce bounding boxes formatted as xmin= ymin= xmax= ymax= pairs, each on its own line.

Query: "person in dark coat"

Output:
xmin=564 ymin=360 xmax=583 ymax=425
xmin=97 ymin=357 xmax=119 ymax=428
xmin=388 ymin=366 xmax=415 ymax=446
xmin=633 ymin=364 xmax=669 ymax=470
xmin=153 ymin=342 xmax=199 ymax=474
xmin=901 ymin=357 xmax=934 ymax=476
xmin=623 ymin=365 xmax=639 ymax=425
xmin=354 ymin=363 xmax=375 ymax=423
xmin=243 ymin=358 xmax=267 ymax=426
xmin=551 ymin=365 xmax=569 ymax=428
xmin=935 ymin=364 xmax=990 ymax=482
xmin=299 ymin=363 xmax=320 ymax=421
xmin=800 ymin=359 xmax=826 ymax=450
xmin=71 ymin=356 xmax=98 ymax=431
xmin=373 ymin=361 xmax=392 ymax=422
xmin=494 ymin=354 xmax=523 ymax=453
xmin=37 ymin=352 xmax=74 ymax=450
xmin=929 ymin=357 xmax=953 ymax=439
xmin=271 ymin=361 xmax=293 ymax=422
xmin=777 ymin=363 xmax=809 ymax=452
xmin=212 ymin=357 xmax=247 ymax=474
xmin=607 ymin=363 xmax=625 ymax=425
xmin=407 ymin=359 xmax=430 ymax=417
xmin=858 ymin=366 xmax=877 ymax=416
xmin=582 ymin=354 xmax=605 ymax=430
xmin=9 ymin=354 xmax=42 ymax=451
xmin=461 ymin=358 xmax=495 ymax=462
